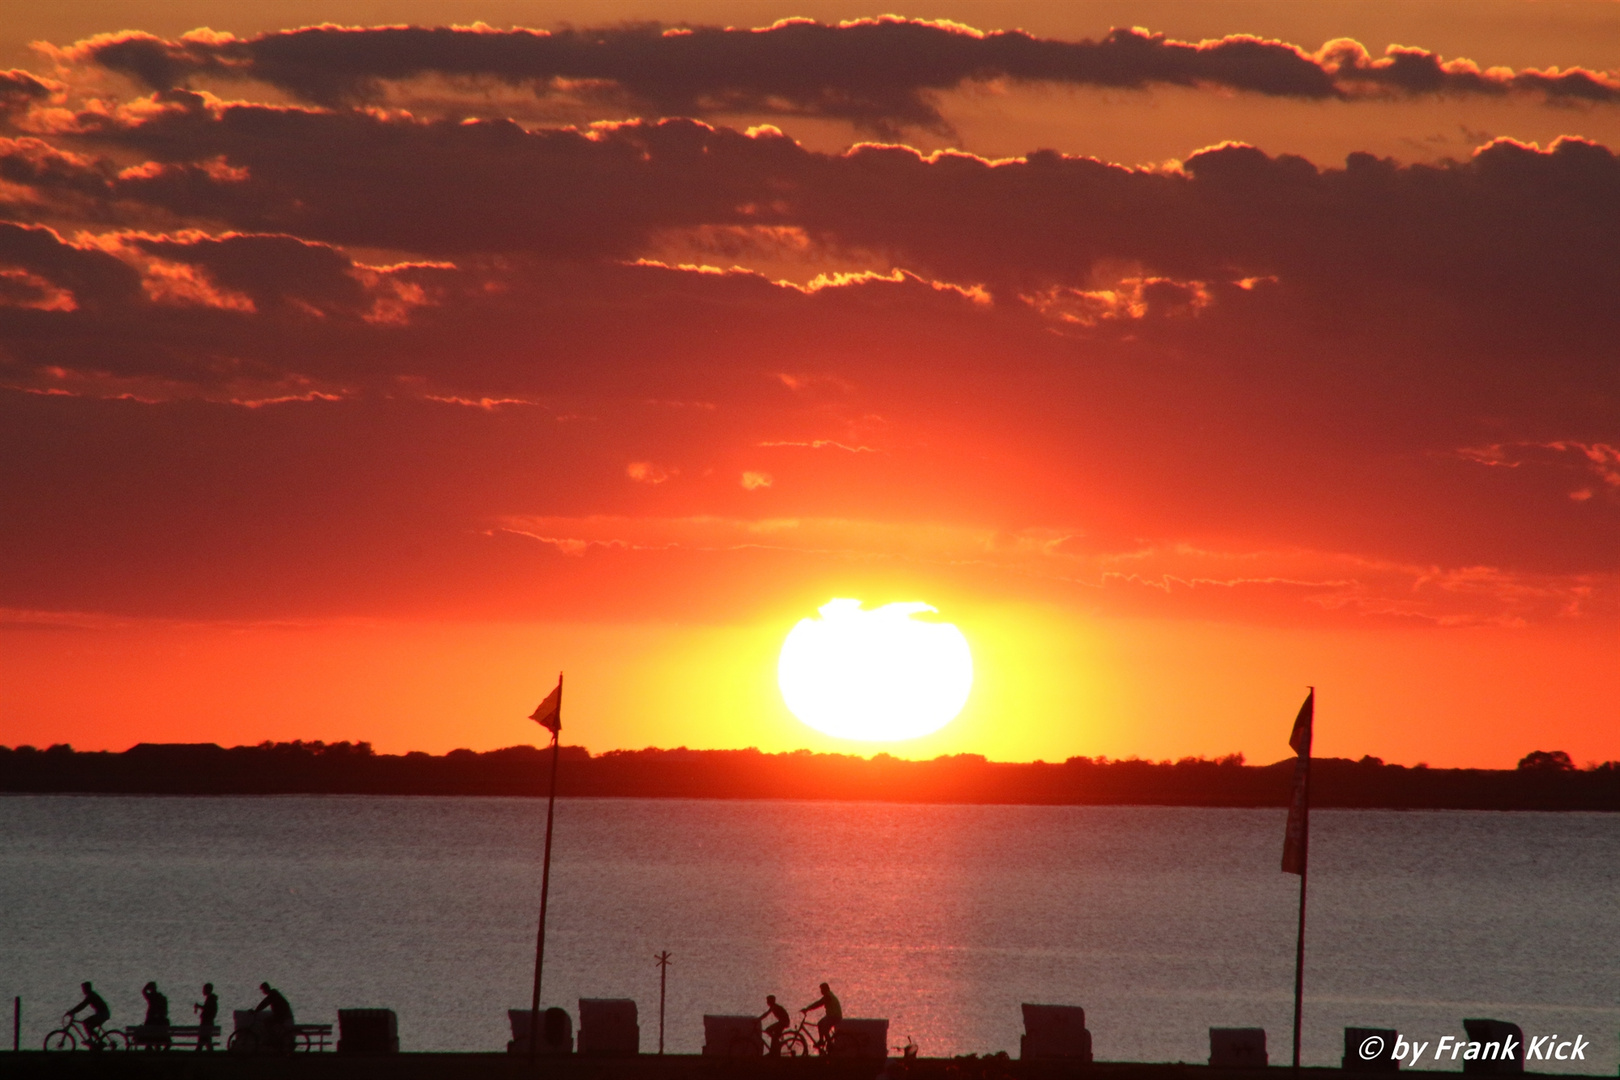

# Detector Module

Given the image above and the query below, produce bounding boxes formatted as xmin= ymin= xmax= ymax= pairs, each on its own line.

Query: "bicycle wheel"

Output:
xmin=44 ymin=1028 xmax=76 ymax=1051
xmin=102 ymin=1031 xmax=129 ymax=1051
xmin=228 ymin=1030 xmax=259 ymax=1055
xmin=782 ymin=1031 xmax=811 ymax=1058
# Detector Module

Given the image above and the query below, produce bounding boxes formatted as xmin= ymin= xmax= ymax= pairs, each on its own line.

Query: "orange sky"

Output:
xmin=0 ymin=1 xmax=1615 ymax=767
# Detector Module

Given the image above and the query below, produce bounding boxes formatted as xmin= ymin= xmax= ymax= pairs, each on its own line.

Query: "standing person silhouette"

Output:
xmin=141 ymin=982 xmax=171 ymax=1047
xmin=758 ymin=995 xmax=790 ymax=1055
xmin=194 ymin=984 xmax=219 ymax=1050
xmin=66 ymin=982 xmax=110 ymax=1049
xmin=254 ymin=983 xmax=294 ymax=1051
xmin=801 ymin=982 xmax=842 ymax=1052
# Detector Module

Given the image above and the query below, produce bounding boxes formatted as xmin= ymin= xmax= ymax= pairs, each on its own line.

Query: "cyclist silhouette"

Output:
xmin=758 ymin=995 xmax=790 ymax=1055
xmin=254 ymin=983 xmax=294 ymax=1052
xmin=801 ymin=983 xmax=841 ymax=1050
xmin=67 ymin=983 xmax=110 ymax=1048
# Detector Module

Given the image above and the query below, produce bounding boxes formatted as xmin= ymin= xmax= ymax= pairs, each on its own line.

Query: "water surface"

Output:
xmin=1 ymin=796 xmax=1615 ymax=1067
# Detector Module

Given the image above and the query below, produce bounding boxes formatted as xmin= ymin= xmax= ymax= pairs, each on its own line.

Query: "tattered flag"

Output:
xmin=1281 ymin=688 xmax=1313 ymax=875
xmin=529 ymin=675 xmax=562 ymax=735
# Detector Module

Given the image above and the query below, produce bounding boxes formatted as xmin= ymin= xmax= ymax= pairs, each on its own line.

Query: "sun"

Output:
xmin=778 ymin=598 xmax=973 ymax=741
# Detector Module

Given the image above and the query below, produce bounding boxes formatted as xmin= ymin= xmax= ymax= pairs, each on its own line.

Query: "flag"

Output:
xmin=1281 ymin=688 xmax=1313 ymax=875
xmin=529 ymin=675 xmax=562 ymax=736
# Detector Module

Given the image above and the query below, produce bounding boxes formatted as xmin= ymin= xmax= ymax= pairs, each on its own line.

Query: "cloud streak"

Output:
xmin=60 ymin=20 xmax=1620 ymax=136
xmin=494 ymin=513 xmax=1615 ymax=628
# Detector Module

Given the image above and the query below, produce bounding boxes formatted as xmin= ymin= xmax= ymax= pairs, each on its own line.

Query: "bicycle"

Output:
xmin=777 ymin=1011 xmax=841 ymax=1057
xmin=44 ymin=1014 xmax=127 ymax=1052
xmin=227 ymin=1012 xmax=287 ymax=1055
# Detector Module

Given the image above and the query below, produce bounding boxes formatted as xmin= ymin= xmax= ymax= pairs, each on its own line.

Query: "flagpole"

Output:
xmin=1290 ymin=686 xmax=1314 ymax=1074
xmin=1291 ymin=777 xmax=1308 ymax=1072
xmin=529 ymin=673 xmax=562 ymax=1063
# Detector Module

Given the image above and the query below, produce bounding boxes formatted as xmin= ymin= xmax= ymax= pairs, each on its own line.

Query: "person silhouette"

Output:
xmin=758 ymin=994 xmax=790 ymax=1055
xmin=254 ymin=982 xmax=294 ymax=1051
xmin=801 ymin=982 xmax=842 ymax=1051
xmin=141 ymin=982 xmax=171 ymax=1048
xmin=194 ymin=983 xmax=219 ymax=1051
xmin=66 ymin=982 xmax=110 ymax=1049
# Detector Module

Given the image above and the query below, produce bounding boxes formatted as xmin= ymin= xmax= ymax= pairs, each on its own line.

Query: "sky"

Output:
xmin=0 ymin=1 xmax=1615 ymax=767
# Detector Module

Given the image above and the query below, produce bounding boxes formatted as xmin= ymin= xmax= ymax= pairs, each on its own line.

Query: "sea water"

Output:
xmin=1 ymin=795 xmax=1616 ymax=1067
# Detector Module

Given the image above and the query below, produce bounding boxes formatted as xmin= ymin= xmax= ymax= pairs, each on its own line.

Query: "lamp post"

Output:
xmin=654 ymin=952 xmax=672 ymax=1055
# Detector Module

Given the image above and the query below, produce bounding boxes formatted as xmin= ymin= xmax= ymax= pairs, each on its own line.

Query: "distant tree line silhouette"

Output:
xmin=3 ymin=742 xmax=1619 ymax=809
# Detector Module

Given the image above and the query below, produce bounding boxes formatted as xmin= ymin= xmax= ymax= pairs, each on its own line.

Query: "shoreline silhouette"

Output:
xmin=4 ymin=742 xmax=1618 ymax=810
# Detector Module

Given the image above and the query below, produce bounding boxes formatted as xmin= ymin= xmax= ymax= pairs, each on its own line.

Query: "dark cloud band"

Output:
xmin=72 ymin=20 xmax=1620 ymax=135
xmin=16 ymin=99 xmax=1618 ymax=336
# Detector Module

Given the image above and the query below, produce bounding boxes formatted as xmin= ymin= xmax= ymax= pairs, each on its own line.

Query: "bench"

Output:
xmin=828 ymin=1019 xmax=889 ymax=1059
xmin=702 ymin=1015 xmax=762 ymax=1057
xmin=123 ymin=1025 xmax=221 ymax=1050
xmin=1020 ymin=1004 xmax=1092 ymax=1062
xmin=227 ymin=1011 xmax=333 ymax=1054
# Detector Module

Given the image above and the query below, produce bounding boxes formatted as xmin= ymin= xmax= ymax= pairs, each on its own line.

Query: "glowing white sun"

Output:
xmin=778 ymin=598 xmax=973 ymax=741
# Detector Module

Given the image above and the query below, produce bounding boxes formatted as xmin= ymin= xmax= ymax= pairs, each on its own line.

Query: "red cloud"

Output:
xmin=58 ymin=21 xmax=1620 ymax=139
xmin=0 ymin=20 xmax=1614 ymax=636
